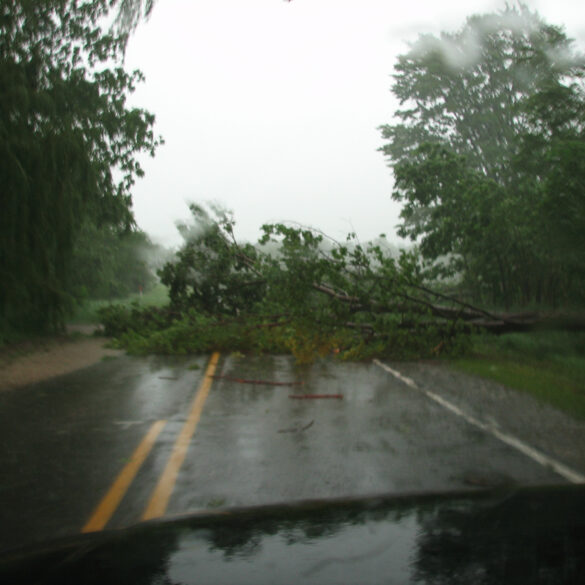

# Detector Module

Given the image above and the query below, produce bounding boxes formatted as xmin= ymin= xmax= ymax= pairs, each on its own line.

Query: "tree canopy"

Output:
xmin=0 ymin=0 xmax=161 ymax=335
xmin=379 ymin=5 xmax=585 ymax=307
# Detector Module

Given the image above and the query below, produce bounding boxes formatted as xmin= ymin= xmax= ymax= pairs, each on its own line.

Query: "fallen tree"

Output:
xmin=99 ymin=205 xmax=584 ymax=361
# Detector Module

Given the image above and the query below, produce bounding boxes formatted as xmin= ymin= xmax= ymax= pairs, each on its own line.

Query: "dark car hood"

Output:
xmin=1 ymin=484 xmax=585 ymax=584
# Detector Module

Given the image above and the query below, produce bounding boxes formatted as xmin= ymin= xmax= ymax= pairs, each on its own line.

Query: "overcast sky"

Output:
xmin=123 ymin=0 xmax=585 ymax=247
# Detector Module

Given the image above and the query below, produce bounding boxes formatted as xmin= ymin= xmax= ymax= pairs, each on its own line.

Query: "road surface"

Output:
xmin=1 ymin=352 xmax=584 ymax=553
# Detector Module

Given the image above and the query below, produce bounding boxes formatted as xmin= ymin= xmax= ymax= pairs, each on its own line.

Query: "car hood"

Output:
xmin=1 ymin=484 xmax=585 ymax=584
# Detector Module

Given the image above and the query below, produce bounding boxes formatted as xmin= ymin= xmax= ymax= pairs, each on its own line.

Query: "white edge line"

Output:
xmin=373 ymin=359 xmax=585 ymax=484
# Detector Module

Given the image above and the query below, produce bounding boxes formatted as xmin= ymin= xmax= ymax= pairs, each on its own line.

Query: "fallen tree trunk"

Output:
xmin=311 ymin=280 xmax=585 ymax=334
xmin=468 ymin=313 xmax=585 ymax=334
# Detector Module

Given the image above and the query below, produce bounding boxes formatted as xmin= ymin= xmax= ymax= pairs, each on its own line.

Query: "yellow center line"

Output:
xmin=142 ymin=352 xmax=220 ymax=521
xmin=82 ymin=419 xmax=167 ymax=533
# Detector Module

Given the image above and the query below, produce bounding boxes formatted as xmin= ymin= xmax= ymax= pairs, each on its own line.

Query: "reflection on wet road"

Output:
xmin=0 ymin=353 xmax=580 ymax=552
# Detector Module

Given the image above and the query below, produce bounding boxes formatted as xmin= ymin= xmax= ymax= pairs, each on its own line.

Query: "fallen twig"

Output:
xmin=289 ymin=394 xmax=343 ymax=400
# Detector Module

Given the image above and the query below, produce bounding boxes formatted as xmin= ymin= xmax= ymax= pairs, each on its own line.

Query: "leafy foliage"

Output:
xmin=102 ymin=205 xmax=472 ymax=362
xmin=0 ymin=1 xmax=161 ymax=334
xmin=379 ymin=5 xmax=585 ymax=307
xmin=158 ymin=205 xmax=265 ymax=315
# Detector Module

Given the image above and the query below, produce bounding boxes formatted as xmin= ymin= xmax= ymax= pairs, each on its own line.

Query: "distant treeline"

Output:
xmin=70 ymin=224 xmax=165 ymax=301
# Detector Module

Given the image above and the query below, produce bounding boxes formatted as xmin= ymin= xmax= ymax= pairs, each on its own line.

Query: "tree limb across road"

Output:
xmin=99 ymin=205 xmax=585 ymax=362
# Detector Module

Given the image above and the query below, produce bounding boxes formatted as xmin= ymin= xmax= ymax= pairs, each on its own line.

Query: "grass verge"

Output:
xmin=452 ymin=331 xmax=585 ymax=420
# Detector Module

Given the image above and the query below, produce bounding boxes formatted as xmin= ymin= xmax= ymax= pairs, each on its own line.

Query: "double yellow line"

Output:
xmin=82 ymin=352 xmax=220 ymax=533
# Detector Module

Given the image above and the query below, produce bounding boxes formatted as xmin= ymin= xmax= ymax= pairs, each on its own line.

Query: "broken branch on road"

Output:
xmin=289 ymin=394 xmax=343 ymax=400
xmin=211 ymin=375 xmax=304 ymax=386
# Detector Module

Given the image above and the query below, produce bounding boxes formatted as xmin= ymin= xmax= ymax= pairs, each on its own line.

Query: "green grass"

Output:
xmin=69 ymin=283 xmax=170 ymax=325
xmin=452 ymin=331 xmax=585 ymax=419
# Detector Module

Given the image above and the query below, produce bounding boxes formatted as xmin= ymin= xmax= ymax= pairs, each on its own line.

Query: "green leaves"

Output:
xmin=160 ymin=204 xmax=266 ymax=316
xmin=116 ymin=205 xmax=474 ymax=362
xmin=380 ymin=5 xmax=585 ymax=307
xmin=0 ymin=1 xmax=161 ymax=333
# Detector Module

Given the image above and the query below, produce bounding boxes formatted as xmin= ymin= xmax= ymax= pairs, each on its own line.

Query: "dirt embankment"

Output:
xmin=0 ymin=327 xmax=123 ymax=391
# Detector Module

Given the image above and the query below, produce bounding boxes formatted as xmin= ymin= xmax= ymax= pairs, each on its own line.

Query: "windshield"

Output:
xmin=1 ymin=1 xmax=585 ymax=582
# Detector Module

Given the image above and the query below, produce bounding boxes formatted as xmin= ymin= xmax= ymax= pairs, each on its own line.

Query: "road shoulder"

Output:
xmin=0 ymin=334 xmax=122 ymax=391
xmin=381 ymin=360 xmax=585 ymax=477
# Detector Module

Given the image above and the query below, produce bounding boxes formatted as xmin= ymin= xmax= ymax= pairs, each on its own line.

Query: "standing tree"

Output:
xmin=0 ymin=0 xmax=161 ymax=335
xmin=379 ymin=5 xmax=585 ymax=307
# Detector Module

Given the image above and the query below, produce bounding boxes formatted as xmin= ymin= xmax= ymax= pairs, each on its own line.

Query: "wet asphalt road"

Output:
xmin=1 ymin=353 xmax=583 ymax=552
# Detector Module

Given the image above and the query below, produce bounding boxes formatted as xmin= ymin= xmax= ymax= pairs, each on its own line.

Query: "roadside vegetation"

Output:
xmin=454 ymin=332 xmax=585 ymax=419
xmin=0 ymin=1 xmax=162 ymax=341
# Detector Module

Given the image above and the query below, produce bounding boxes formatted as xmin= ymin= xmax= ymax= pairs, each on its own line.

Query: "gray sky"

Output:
xmin=123 ymin=0 xmax=585 ymax=247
